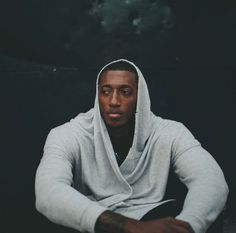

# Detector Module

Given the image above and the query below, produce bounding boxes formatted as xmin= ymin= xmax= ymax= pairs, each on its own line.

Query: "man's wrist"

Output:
xmin=95 ymin=210 xmax=139 ymax=233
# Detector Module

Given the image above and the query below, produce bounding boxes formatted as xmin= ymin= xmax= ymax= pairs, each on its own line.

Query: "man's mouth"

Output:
xmin=107 ymin=112 xmax=122 ymax=118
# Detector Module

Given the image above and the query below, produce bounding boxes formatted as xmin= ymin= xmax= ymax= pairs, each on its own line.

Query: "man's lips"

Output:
xmin=107 ymin=112 xmax=122 ymax=118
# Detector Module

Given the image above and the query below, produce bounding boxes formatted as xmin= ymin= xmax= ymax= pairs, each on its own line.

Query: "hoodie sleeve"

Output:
xmin=171 ymin=123 xmax=229 ymax=233
xmin=35 ymin=126 xmax=108 ymax=233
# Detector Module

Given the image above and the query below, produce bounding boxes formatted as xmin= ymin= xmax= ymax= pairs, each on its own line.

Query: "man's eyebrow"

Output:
xmin=99 ymin=84 xmax=112 ymax=88
xmin=99 ymin=84 xmax=133 ymax=88
xmin=119 ymin=85 xmax=133 ymax=89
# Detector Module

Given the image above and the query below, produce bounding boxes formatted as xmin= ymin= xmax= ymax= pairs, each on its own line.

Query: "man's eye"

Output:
xmin=120 ymin=89 xmax=131 ymax=95
xmin=101 ymin=89 xmax=111 ymax=95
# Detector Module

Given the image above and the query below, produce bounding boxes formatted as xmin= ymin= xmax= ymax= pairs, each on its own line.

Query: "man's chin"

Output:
xmin=106 ymin=121 xmax=124 ymax=128
xmin=104 ymin=118 xmax=127 ymax=128
xmin=104 ymin=116 xmax=135 ymax=129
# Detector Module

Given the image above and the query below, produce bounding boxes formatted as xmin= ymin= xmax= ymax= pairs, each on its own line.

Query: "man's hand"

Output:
xmin=127 ymin=217 xmax=195 ymax=233
xmin=95 ymin=211 xmax=194 ymax=233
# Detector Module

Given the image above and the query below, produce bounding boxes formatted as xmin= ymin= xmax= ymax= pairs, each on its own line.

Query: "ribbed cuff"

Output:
xmin=175 ymin=213 xmax=206 ymax=233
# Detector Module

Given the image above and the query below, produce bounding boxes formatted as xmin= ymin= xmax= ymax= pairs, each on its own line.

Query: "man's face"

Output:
xmin=98 ymin=70 xmax=138 ymax=128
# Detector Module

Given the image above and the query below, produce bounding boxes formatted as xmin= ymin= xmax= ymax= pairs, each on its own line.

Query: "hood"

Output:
xmin=94 ymin=58 xmax=154 ymax=153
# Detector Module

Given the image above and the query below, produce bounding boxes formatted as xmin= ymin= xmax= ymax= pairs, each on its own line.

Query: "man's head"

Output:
xmin=98 ymin=61 xmax=138 ymax=130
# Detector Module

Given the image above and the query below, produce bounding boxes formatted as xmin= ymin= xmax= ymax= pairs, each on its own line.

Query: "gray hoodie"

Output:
xmin=35 ymin=59 xmax=228 ymax=233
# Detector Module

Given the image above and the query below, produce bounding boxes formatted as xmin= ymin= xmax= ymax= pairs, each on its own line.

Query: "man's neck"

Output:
xmin=107 ymin=118 xmax=135 ymax=166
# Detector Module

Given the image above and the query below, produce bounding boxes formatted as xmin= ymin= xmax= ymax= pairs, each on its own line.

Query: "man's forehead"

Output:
xmin=99 ymin=70 xmax=138 ymax=85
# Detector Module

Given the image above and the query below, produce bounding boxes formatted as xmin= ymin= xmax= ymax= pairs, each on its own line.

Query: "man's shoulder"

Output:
xmin=49 ymin=108 xmax=94 ymax=136
xmin=153 ymin=115 xmax=185 ymax=134
xmin=151 ymin=115 xmax=199 ymax=149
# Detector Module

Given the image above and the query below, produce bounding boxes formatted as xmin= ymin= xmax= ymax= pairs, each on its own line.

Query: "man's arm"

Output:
xmin=35 ymin=128 xmax=107 ymax=233
xmin=95 ymin=210 xmax=194 ymax=233
xmin=172 ymin=123 xmax=229 ymax=233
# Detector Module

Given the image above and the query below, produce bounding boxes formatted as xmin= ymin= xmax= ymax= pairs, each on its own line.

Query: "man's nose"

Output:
xmin=109 ymin=91 xmax=121 ymax=107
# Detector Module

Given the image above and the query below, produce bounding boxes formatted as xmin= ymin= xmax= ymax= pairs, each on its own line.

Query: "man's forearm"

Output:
xmin=95 ymin=210 xmax=194 ymax=233
xmin=95 ymin=210 xmax=138 ymax=233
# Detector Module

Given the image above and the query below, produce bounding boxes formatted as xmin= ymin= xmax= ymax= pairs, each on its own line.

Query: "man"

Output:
xmin=35 ymin=59 xmax=228 ymax=233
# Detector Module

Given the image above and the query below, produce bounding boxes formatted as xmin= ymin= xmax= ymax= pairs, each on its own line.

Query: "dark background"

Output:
xmin=0 ymin=0 xmax=235 ymax=232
